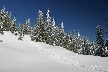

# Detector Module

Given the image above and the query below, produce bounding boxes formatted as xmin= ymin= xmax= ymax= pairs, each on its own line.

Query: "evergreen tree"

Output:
xmin=0 ymin=13 xmax=3 ymax=35
xmin=26 ymin=18 xmax=31 ymax=34
xmin=104 ymin=38 xmax=108 ymax=56
xmin=65 ymin=31 xmax=73 ymax=50
xmin=18 ymin=23 xmax=24 ymax=40
xmin=10 ymin=17 xmax=16 ymax=33
xmin=18 ymin=23 xmax=23 ymax=36
xmin=83 ymin=36 xmax=91 ymax=55
xmin=54 ymin=26 xmax=60 ymax=46
xmin=72 ymin=30 xmax=78 ymax=53
xmin=105 ymin=38 xmax=108 ymax=48
xmin=33 ymin=10 xmax=44 ymax=42
xmin=50 ymin=17 xmax=56 ymax=45
xmin=68 ymin=31 xmax=74 ymax=51
xmin=78 ymin=35 xmax=85 ymax=54
xmin=0 ymin=6 xmax=12 ymax=31
xmin=23 ymin=19 xmax=27 ymax=34
xmin=95 ymin=25 xmax=105 ymax=56
xmin=23 ymin=18 xmax=31 ymax=35
xmin=59 ymin=21 xmax=65 ymax=47
xmin=77 ymin=30 xmax=81 ymax=52
xmin=43 ymin=9 xmax=52 ymax=44
xmin=90 ymin=39 xmax=96 ymax=55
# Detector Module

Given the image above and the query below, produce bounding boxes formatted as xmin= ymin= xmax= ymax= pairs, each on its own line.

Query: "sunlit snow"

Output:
xmin=0 ymin=31 xmax=108 ymax=72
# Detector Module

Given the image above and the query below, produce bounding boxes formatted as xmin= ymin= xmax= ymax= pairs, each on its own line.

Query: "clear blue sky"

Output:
xmin=0 ymin=0 xmax=108 ymax=41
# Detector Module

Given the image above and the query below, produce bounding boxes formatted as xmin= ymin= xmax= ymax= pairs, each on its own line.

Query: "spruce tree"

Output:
xmin=59 ymin=22 xmax=65 ymax=47
xmin=68 ymin=31 xmax=73 ymax=51
xmin=84 ymin=36 xmax=91 ymax=55
xmin=26 ymin=18 xmax=31 ymax=34
xmin=76 ymin=30 xmax=82 ymax=53
xmin=44 ymin=9 xmax=51 ymax=44
xmin=23 ymin=18 xmax=31 ymax=35
xmin=79 ymin=35 xmax=85 ymax=54
xmin=90 ymin=39 xmax=96 ymax=55
xmin=73 ymin=30 xmax=78 ymax=53
xmin=33 ymin=10 xmax=44 ymax=42
xmin=95 ymin=25 xmax=105 ymax=56
xmin=0 ymin=6 xmax=12 ymax=31
xmin=10 ymin=17 xmax=16 ymax=33
xmin=50 ymin=17 xmax=56 ymax=45
xmin=18 ymin=23 xmax=24 ymax=40
xmin=54 ymin=26 xmax=60 ymax=46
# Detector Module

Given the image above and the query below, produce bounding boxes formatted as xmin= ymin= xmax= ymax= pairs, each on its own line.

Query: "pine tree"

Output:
xmin=54 ymin=26 xmax=60 ymax=46
xmin=84 ymin=36 xmax=91 ymax=55
xmin=26 ymin=18 xmax=31 ymax=34
xmin=76 ymin=30 xmax=82 ymax=53
xmin=59 ymin=21 xmax=65 ymax=47
xmin=0 ymin=13 xmax=4 ymax=35
xmin=43 ymin=9 xmax=52 ymax=44
xmin=18 ymin=23 xmax=23 ymax=36
xmin=23 ymin=19 xmax=27 ymax=34
xmin=0 ymin=6 xmax=12 ymax=31
xmin=10 ymin=17 xmax=16 ymax=33
xmin=72 ymin=30 xmax=78 ymax=53
xmin=104 ymin=38 xmax=108 ymax=56
xmin=68 ymin=31 xmax=73 ymax=51
xmin=90 ymin=39 xmax=96 ymax=55
xmin=105 ymin=38 xmax=108 ymax=48
xmin=95 ymin=25 xmax=105 ymax=56
xmin=18 ymin=23 xmax=24 ymax=40
xmin=49 ymin=17 xmax=56 ymax=45
xmin=65 ymin=31 xmax=73 ymax=50
xmin=23 ymin=18 xmax=31 ymax=35
xmin=78 ymin=35 xmax=85 ymax=54
xmin=33 ymin=10 xmax=44 ymax=42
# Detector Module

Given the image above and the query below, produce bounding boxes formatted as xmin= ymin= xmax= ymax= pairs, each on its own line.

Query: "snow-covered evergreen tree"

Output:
xmin=105 ymin=38 xmax=108 ymax=48
xmin=33 ymin=10 xmax=44 ymax=42
xmin=26 ymin=18 xmax=31 ymax=34
xmin=18 ymin=23 xmax=24 ymax=40
xmin=95 ymin=25 xmax=105 ymax=56
xmin=76 ymin=30 xmax=82 ymax=53
xmin=54 ymin=26 xmax=60 ymax=46
xmin=18 ymin=23 xmax=24 ymax=36
xmin=68 ymin=31 xmax=74 ymax=51
xmin=0 ymin=6 xmax=12 ymax=31
xmin=23 ymin=18 xmax=31 ymax=35
xmin=78 ymin=34 xmax=85 ymax=54
xmin=83 ymin=36 xmax=91 ymax=55
xmin=72 ymin=30 xmax=78 ymax=53
xmin=64 ymin=30 xmax=73 ymax=50
xmin=43 ymin=9 xmax=52 ymax=44
xmin=59 ymin=21 xmax=65 ymax=47
xmin=89 ymin=39 xmax=96 ymax=55
xmin=49 ymin=17 xmax=57 ymax=45
xmin=10 ymin=17 xmax=16 ymax=33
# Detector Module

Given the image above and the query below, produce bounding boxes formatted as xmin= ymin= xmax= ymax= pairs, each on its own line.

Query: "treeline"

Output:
xmin=0 ymin=6 xmax=108 ymax=57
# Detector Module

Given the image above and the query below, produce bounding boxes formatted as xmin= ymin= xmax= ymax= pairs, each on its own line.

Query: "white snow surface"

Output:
xmin=0 ymin=31 xmax=108 ymax=72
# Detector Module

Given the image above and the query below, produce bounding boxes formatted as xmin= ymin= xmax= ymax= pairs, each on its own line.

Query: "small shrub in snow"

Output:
xmin=18 ymin=36 xmax=23 ymax=41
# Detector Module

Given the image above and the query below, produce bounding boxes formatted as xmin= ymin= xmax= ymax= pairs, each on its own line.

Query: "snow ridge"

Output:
xmin=25 ymin=35 xmax=108 ymax=72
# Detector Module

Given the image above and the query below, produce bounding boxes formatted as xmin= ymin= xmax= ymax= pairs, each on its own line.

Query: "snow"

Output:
xmin=0 ymin=31 xmax=108 ymax=72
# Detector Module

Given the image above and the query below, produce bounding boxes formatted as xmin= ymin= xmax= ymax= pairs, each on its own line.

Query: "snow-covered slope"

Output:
xmin=0 ymin=31 xmax=108 ymax=72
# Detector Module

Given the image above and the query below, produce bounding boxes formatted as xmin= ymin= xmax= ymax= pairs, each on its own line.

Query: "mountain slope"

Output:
xmin=0 ymin=31 xmax=108 ymax=72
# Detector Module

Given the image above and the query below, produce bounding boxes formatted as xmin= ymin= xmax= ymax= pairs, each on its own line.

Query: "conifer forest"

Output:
xmin=0 ymin=6 xmax=108 ymax=57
